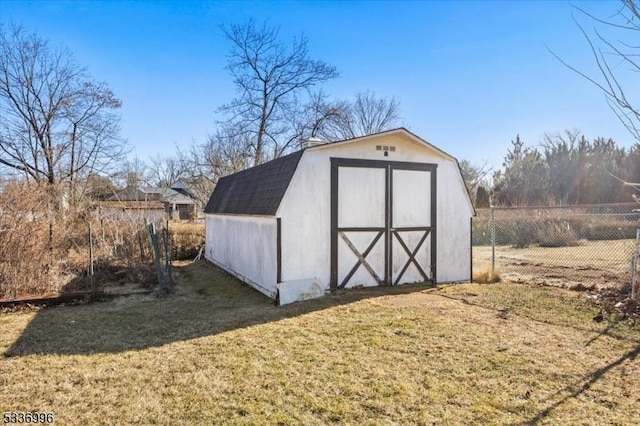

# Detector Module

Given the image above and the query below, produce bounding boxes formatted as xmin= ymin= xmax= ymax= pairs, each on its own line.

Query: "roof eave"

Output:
xmin=306 ymin=127 xmax=457 ymax=162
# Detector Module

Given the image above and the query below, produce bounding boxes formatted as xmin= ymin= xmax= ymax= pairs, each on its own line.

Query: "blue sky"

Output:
xmin=1 ymin=0 xmax=636 ymax=171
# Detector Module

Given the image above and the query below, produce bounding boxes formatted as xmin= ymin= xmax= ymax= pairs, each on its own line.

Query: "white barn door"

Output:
xmin=390 ymin=168 xmax=433 ymax=285
xmin=335 ymin=166 xmax=387 ymax=288
xmin=330 ymin=158 xmax=437 ymax=290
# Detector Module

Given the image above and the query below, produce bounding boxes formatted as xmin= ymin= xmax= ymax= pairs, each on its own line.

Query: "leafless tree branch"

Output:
xmin=0 ymin=24 xmax=126 ymax=200
xmin=218 ymin=19 xmax=338 ymax=165
xmin=550 ymin=1 xmax=639 ymax=142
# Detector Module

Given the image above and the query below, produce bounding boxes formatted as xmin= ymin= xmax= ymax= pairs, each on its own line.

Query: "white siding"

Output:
xmin=434 ymin=161 xmax=473 ymax=282
xmin=277 ymin=132 xmax=473 ymax=290
xmin=205 ymin=214 xmax=278 ymax=298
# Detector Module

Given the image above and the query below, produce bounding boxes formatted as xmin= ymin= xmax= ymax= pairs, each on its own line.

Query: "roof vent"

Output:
xmin=300 ymin=137 xmax=327 ymax=149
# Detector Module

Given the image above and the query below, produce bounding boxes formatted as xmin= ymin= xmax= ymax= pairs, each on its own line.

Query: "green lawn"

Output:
xmin=1 ymin=261 xmax=638 ymax=425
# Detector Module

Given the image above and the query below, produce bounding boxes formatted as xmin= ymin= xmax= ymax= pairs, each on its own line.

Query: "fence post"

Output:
xmin=148 ymin=223 xmax=164 ymax=291
xmin=633 ymin=228 xmax=639 ymax=300
xmin=148 ymin=222 xmax=171 ymax=295
xmin=491 ymin=205 xmax=496 ymax=275
xmin=162 ymin=221 xmax=173 ymax=285
xmin=89 ymin=222 xmax=95 ymax=301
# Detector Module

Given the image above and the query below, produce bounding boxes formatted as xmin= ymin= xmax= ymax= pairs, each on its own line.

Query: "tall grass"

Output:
xmin=0 ymin=182 xmax=61 ymax=298
xmin=169 ymin=222 xmax=204 ymax=260
xmin=473 ymin=207 xmax=639 ymax=248
xmin=536 ymin=221 xmax=580 ymax=247
xmin=0 ymin=181 xmax=157 ymax=300
xmin=472 ymin=265 xmax=502 ymax=283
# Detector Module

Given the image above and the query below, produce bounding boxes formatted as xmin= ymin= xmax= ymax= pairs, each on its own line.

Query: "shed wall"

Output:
xmin=277 ymin=132 xmax=473 ymax=289
xmin=205 ymin=214 xmax=278 ymax=298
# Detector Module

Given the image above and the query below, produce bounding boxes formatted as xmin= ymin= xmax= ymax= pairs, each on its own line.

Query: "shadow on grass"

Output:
xmin=518 ymin=343 xmax=640 ymax=425
xmin=0 ymin=260 xmax=156 ymax=306
xmin=433 ymin=285 xmax=640 ymax=344
xmin=4 ymin=261 xmax=432 ymax=357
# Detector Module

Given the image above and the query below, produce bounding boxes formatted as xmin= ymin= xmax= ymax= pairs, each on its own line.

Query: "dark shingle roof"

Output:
xmin=108 ymin=186 xmax=195 ymax=204
xmin=204 ymin=150 xmax=304 ymax=215
xmin=150 ymin=187 xmax=195 ymax=205
xmin=107 ymin=187 xmax=145 ymax=201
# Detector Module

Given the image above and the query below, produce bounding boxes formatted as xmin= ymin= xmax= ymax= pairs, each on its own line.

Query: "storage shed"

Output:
xmin=204 ymin=128 xmax=475 ymax=304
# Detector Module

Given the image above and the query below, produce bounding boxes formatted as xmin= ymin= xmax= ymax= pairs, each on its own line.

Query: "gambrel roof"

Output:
xmin=204 ymin=150 xmax=304 ymax=215
xmin=204 ymin=127 xmax=473 ymax=216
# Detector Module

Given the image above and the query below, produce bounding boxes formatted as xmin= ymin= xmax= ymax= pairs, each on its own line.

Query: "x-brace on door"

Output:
xmin=330 ymin=158 xmax=437 ymax=290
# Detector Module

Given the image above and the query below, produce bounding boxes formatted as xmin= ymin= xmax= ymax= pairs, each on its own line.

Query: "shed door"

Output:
xmin=330 ymin=158 xmax=437 ymax=290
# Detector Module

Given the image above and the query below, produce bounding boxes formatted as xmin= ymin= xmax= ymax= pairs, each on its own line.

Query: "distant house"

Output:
xmin=169 ymin=181 xmax=206 ymax=218
xmin=104 ymin=183 xmax=197 ymax=221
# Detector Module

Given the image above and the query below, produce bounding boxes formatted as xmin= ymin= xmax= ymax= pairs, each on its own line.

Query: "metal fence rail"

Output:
xmin=472 ymin=203 xmax=640 ymax=297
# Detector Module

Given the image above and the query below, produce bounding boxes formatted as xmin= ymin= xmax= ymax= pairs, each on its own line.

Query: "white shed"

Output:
xmin=204 ymin=128 xmax=475 ymax=305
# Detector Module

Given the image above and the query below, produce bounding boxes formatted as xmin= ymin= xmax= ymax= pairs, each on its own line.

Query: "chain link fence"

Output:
xmin=472 ymin=204 xmax=640 ymax=298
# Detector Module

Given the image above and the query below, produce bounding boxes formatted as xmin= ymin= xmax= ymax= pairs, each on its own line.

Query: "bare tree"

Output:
xmin=460 ymin=159 xmax=491 ymax=189
xmin=302 ymin=91 xmax=347 ymax=138
xmin=148 ymin=155 xmax=187 ymax=188
xmin=0 ymin=25 xmax=125 ymax=194
xmin=112 ymin=157 xmax=151 ymax=190
xmin=84 ymin=173 xmax=117 ymax=201
xmin=459 ymin=159 xmax=492 ymax=207
xmin=177 ymin=125 xmax=252 ymax=206
xmin=550 ymin=1 xmax=639 ymax=141
xmin=316 ymin=90 xmax=401 ymax=141
xmin=219 ymin=20 xmax=338 ymax=165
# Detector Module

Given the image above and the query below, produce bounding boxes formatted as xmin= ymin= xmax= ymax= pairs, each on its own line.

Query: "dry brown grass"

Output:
xmin=473 ymin=264 xmax=502 ymax=283
xmin=0 ymin=181 xmax=159 ymax=301
xmin=168 ymin=222 xmax=204 ymax=260
xmin=473 ymin=239 xmax=638 ymax=291
xmin=1 ymin=261 xmax=638 ymax=424
xmin=474 ymin=239 xmax=635 ymax=269
xmin=0 ymin=182 xmax=63 ymax=299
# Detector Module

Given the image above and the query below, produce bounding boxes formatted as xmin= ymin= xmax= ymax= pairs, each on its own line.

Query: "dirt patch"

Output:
xmin=371 ymin=292 xmax=460 ymax=308
xmin=474 ymin=241 xmax=636 ymax=296
xmin=501 ymin=262 xmax=626 ymax=291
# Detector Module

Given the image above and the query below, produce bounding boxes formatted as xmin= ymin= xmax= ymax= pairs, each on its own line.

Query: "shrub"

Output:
xmin=0 ymin=181 xmax=160 ymax=300
xmin=536 ymin=220 xmax=580 ymax=247
xmin=582 ymin=220 xmax=638 ymax=240
xmin=170 ymin=222 xmax=205 ymax=260
xmin=497 ymin=218 xmax=539 ymax=248
xmin=473 ymin=208 xmax=639 ymax=249
xmin=471 ymin=219 xmax=492 ymax=246
xmin=0 ymin=182 xmax=63 ymax=299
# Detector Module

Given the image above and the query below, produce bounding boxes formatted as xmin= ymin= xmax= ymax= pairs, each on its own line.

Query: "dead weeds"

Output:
xmin=473 ymin=264 xmax=502 ymax=283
